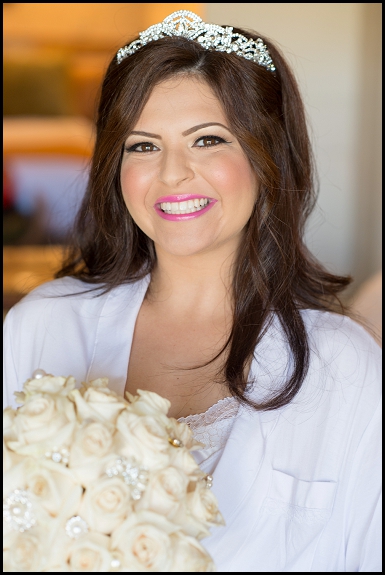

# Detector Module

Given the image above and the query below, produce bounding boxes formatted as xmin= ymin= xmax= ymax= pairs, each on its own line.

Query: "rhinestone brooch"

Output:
xmin=65 ymin=516 xmax=89 ymax=539
xmin=117 ymin=10 xmax=275 ymax=71
xmin=45 ymin=447 xmax=70 ymax=466
xmin=3 ymin=489 xmax=36 ymax=532
xmin=106 ymin=458 xmax=149 ymax=501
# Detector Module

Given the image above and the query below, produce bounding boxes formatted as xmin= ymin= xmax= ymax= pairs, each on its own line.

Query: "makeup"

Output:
xmin=154 ymin=194 xmax=217 ymax=221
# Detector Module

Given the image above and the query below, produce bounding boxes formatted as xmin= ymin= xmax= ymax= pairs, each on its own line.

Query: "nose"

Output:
xmin=158 ymin=147 xmax=194 ymax=187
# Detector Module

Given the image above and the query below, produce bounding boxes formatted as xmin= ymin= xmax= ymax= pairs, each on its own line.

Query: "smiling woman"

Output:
xmin=51 ymin=21 xmax=352 ymax=417
xmin=3 ymin=10 xmax=381 ymax=573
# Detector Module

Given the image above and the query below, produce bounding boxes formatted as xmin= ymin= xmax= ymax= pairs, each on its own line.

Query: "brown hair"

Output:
xmin=56 ymin=29 xmax=351 ymax=410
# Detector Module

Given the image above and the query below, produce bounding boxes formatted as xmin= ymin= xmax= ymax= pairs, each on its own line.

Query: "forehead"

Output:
xmin=134 ymin=75 xmax=228 ymax=127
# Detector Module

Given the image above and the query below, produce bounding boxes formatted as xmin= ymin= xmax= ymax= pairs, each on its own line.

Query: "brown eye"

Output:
xmin=125 ymin=142 xmax=158 ymax=153
xmin=195 ymin=135 xmax=227 ymax=147
xmin=138 ymin=143 xmax=156 ymax=152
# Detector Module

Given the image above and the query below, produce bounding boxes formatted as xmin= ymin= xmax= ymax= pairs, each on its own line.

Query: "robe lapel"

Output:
xmin=205 ymin=399 xmax=280 ymax=562
xmin=86 ymin=276 xmax=150 ymax=396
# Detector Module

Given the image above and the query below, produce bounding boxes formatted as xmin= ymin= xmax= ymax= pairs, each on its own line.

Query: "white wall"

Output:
xmin=206 ymin=3 xmax=381 ymax=294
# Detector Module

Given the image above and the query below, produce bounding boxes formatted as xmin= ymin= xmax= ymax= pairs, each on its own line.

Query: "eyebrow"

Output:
xmin=129 ymin=122 xmax=232 ymax=139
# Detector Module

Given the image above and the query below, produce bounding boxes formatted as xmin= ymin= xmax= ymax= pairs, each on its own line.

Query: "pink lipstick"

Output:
xmin=154 ymin=194 xmax=217 ymax=221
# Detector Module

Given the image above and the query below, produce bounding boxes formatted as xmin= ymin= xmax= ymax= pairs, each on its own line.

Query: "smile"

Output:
xmin=154 ymin=194 xmax=217 ymax=221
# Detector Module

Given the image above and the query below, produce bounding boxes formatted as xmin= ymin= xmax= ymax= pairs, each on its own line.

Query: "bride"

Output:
xmin=3 ymin=11 xmax=381 ymax=572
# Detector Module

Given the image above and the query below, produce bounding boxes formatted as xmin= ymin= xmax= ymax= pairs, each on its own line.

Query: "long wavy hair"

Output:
xmin=56 ymin=28 xmax=351 ymax=410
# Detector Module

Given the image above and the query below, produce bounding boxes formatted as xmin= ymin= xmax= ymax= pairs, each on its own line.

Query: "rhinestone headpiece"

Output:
xmin=117 ymin=10 xmax=275 ymax=72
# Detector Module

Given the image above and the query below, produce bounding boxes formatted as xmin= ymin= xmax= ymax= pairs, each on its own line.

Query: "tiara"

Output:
xmin=116 ymin=10 xmax=276 ymax=72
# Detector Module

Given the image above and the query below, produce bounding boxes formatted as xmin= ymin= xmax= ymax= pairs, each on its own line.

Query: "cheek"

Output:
xmin=120 ymin=163 xmax=154 ymax=208
xmin=207 ymin=155 xmax=256 ymax=203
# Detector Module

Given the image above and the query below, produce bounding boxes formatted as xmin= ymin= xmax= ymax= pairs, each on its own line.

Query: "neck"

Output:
xmin=147 ymin=242 xmax=239 ymax=321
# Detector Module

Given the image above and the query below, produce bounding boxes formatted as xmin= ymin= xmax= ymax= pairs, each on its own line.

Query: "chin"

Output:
xmin=155 ymin=236 xmax=216 ymax=258
xmin=160 ymin=245 xmax=211 ymax=258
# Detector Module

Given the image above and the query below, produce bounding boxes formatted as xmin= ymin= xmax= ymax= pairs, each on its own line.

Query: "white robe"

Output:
xmin=3 ymin=276 xmax=382 ymax=572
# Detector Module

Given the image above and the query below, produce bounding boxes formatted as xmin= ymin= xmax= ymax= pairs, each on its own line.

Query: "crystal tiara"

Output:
xmin=116 ymin=10 xmax=276 ymax=72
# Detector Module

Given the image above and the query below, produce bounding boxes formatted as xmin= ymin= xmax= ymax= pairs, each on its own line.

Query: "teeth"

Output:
xmin=159 ymin=198 xmax=209 ymax=214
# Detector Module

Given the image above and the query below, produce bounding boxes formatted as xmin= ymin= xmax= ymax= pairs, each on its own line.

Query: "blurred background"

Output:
xmin=3 ymin=3 xmax=382 ymax=342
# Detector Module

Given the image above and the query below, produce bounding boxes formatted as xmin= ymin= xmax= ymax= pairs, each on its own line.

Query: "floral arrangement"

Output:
xmin=3 ymin=374 xmax=224 ymax=572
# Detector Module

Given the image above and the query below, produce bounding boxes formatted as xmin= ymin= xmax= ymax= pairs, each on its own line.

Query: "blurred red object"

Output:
xmin=3 ymin=165 xmax=15 ymax=210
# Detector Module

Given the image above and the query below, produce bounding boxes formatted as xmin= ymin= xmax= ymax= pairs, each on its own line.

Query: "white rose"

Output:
xmin=81 ymin=377 xmax=110 ymax=392
xmin=69 ymin=455 xmax=114 ymax=488
xmin=24 ymin=458 xmax=81 ymax=518
xmin=69 ymin=420 xmax=113 ymax=468
xmin=4 ymin=461 xmax=82 ymax=542
xmin=68 ymin=421 xmax=118 ymax=487
xmin=111 ymin=510 xmax=180 ymax=571
xmin=73 ymin=420 xmax=113 ymax=457
xmin=78 ymin=476 xmax=132 ymax=534
xmin=3 ymin=406 xmax=18 ymax=442
xmin=70 ymin=386 xmax=127 ymax=425
xmin=3 ymin=438 xmax=23 ymax=474
xmin=10 ymin=421 xmax=76 ymax=463
xmin=116 ymin=411 xmax=171 ymax=470
xmin=23 ymin=375 xmax=76 ymax=397
xmin=127 ymin=389 xmax=171 ymax=418
xmin=3 ymin=526 xmax=51 ymax=572
xmin=174 ymin=481 xmax=225 ymax=540
xmin=167 ymin=417 xmax=205 ymax=451
xmin=170 ymin=447 xmax=204 ymax=477
xmin=48 ymin=532 xmax=113 ymax=572
xmin=187 ymin=481 xmax=224 ymax=526
xmin=171 ymin=531 xmax=216 ymax=572
xmin=7 ymin=393 xmax=76 ymax=456
xmin=3 ymin=459 xmax=28 ymax=501
xmin=3 ymin=459 xmax=50 ymax=539
xmin=135 ymin=466 xmax=188 ymax=519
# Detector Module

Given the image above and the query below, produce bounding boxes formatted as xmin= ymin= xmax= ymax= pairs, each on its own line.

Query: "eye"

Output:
xmin=194 ymin=135 xmax=229 ymax=147
xmin=125 ymin=142 xmax=159 ymax=153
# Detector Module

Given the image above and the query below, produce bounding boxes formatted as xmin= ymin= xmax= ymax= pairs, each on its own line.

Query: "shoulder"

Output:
xmin=3 ymin=275 xmax=150 ymax=408
xmin=252 ymin=309 xmax=381 ymax=417
xmin=14 ymin=275 xmax=107 ymax=304
xmin=252 ymin=309 xmax=381 ymax=394
xmin=4 ymin=276 xmax=107 ymax=352
xmin=298 ymin=309 xmax=381 ymax=411
xmin=4 ymin=275 xmax=151 ymax=355
xmin=6 ymin=275 xmax=150 ymax=324
xmin=301 ymin=308 xmax=381 ymax=366
xmin=4 ymin=277 xmax=106 ymax=331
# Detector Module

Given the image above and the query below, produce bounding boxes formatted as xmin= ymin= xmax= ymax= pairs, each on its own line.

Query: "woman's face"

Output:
xmin=120 ymin=75 xmax=257 ymax=259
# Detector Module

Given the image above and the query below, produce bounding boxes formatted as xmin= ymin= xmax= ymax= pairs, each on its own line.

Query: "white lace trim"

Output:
xmin=178 ymin=396 xmax=239 ymax=451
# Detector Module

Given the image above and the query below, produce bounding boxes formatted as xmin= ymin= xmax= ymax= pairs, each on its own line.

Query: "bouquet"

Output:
xmin=3 ymin=374 xmax=224 ymax=572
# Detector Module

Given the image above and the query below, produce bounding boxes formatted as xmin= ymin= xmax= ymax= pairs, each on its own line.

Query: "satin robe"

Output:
xmin=3 ymin=276 xmax=382 ymax=572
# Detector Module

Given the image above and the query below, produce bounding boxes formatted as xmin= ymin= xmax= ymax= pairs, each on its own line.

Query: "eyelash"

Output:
xmin=125 ymin=135 xmax=230 ymax=153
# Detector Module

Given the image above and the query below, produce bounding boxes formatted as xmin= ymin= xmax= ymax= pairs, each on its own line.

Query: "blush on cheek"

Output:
xmin=209 ymin=156 xmax=255 ymax=199
xmin=120 ymin=164 xmax=153 ymax=207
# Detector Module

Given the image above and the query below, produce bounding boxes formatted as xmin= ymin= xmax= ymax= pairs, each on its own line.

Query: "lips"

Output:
xmin=154 ymin=194 xmax=217 ymax=221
